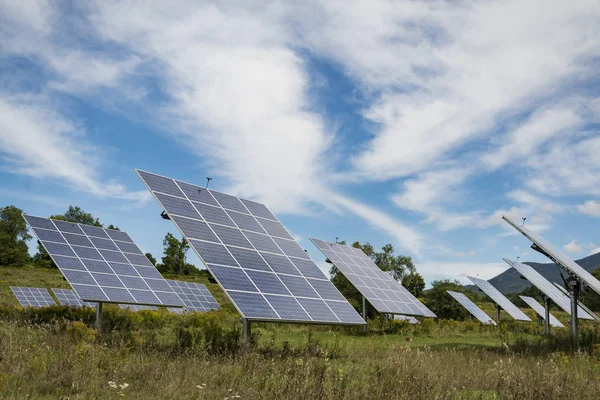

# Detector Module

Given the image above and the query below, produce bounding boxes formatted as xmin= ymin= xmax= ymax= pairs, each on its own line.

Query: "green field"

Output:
xmin=1 ymin=266 xmax=600 ymax=399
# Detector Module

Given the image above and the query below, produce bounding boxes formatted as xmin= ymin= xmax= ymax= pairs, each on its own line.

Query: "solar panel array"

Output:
xmin=447 ymin=291 xmax=496 ymax=325
xmin=119 ymin=304 xmax=158 ymax=311
xmin=503 ymin=258 xmax=593 ymax=320
xmin=552 ymin=282 xmax=600 ymax=321
xmin=52 ymin=288 xmax=94 ymax=307
xmin=11 ymin=287 xmax=56 ymax=308
xmin=467 ymin=276 xmax=531 ymax=321
xmin=394 ymin=315 xmax=419 ymax=324
xmin=23 ymin=215 xmax=184 ymax=308
xmin=137 ymin=170 xmax=365 ymax=325
xmin=166 ymin=280 xmax=219 ymax=312
xmin=503 ymin=216 xmax=600 ymax=296
xmin=519 ymin=295 xmax=564 ymax=328
xmin=311 ymin=238 xmax=436 ymax=317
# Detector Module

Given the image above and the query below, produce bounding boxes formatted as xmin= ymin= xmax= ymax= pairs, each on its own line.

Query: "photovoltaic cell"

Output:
xmin=11 ymin=287 xmax=56 ymax=308
xmin=503 ymin=258 xmax=594 ymax=320
xmin=166 ymin=280 xmax=220 ymax=312
xmin=137 ymin=170 xmax=365 ymax=325
xmin=23 ymin=214 xmax=184 ymax=308
xmin=311 ymin=238 xmax=436 ymax=317
xmin=52 ymin=288 xmax=95 ymax=308
xmin=519 ymin=295 xmax=564 ymax=328
xmin=467 ymin=276 xmax=531 ymax=321
xmin=552 ymin=282 xmax=600 ymax=321
xmin=447 ymin=291 xmax=496 ymax=325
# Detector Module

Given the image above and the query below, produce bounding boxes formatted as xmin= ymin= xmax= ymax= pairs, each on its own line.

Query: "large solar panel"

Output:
xmin=311 ymin=238 xmax=436 ymax=317
xmin=137 ymin=170 xmax=365 ymax=325
xmin=552 ymin=282 xmax=600 ymax=321
xmin=23 ymin=214 xmax=184 ymax=308
xmin=503 ymin=216 xmax=600 ymax=296
xmin=467 ymin=276 xmax=531 ymax=321
xmin=52 ymin=288 xmax=94 ymax=307
xmin=503 ymin=258 xmax=593 ymax=320
xmin=10 ymin=287 xmax=56 ymax=308
xmin=447 ymin=291 xmax=496 ymax=325
xmin=519 ymin=295 xmax=564 ymax=328
xmin=166 ymin=280 xmax=220 ymax=312
xmin=394 ymin=315 xmax=419 ymax=324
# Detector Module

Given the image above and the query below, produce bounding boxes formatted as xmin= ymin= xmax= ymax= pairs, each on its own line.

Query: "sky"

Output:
xmin=1 ymin=0 xmax=600 ymax=286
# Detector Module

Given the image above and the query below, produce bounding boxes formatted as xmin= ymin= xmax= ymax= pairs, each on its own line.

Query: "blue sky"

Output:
xmin=1 ymin=1 xmax=600 ymax=286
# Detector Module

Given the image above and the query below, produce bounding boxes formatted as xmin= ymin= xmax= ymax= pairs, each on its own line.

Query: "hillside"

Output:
xmin=465 ymin=252 xmax=600 ymax=294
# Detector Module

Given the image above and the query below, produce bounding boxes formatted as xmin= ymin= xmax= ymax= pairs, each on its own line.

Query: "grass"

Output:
xmin=1 ymin=266 xmax=600 ymax=399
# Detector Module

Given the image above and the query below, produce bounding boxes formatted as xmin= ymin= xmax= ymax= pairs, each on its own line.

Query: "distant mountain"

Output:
xmin=464 ymin=252 xmax=600 ymax=294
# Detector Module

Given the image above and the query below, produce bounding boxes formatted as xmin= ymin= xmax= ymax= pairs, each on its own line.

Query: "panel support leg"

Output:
xmin=495 ymin=304 xmax=501 ymax=323
xmin=361 ymin=296 xmax=367 ymax=334
xmin=537 ymin=315 xmax=543 ymax=327
xmin=95 ymin=302 xmax=102 ymax=332
xmin=567 ymin=277 xmax=579 ymax=349
xmin=543 ymin=296 xmax=550 ymax=335
xmin=242 ymin=319 xmax=251 ymax=347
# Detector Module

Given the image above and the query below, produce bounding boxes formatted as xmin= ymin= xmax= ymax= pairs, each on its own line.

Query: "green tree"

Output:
xmin=145 ymin=252 xmax=157 ymax=266
xmin=157 ymin=233 xmax=198 ymax=275
xmin=402 ymin=272 xmax=426 ymax=297
xmin=423 ymin=279 xmax=471 ymax=320
xmin=580 ymin=268 xmax=600 ymax=312
xmin=0 ymin=205 xmax=32 ymax=267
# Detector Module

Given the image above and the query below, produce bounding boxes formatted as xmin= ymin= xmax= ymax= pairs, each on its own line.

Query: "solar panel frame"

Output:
xmin=310 ymin=238 xmax=436 ymax=317
xmin=519 ymin=295 xmax=564 ymax=328
xmin=503 ymin=215 xmax=600 ymax=296
xmin=503 ymin=258 xmax=593 ymax=320
xmin=24 ymin=214 xmax=184 ymax=308
xmin=552 ymin=281 xmax=600 ymax=321
xmin=467 ymin=276 xmax=531 ymax=321
xmin=10 ymin=287 xmax=56 ymax=308
xmin=137 ymin=170 xmax=365 ymax=325
xmin=446 ymin=291 xmax=496 ymax=325
xmin=119 ymin=304 xmax=158 ymax=311
xmin=52 ymin=288 xmax=95 ymax=308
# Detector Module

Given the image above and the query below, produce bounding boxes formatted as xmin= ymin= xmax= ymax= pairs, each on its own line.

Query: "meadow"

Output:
xmin=2 ymin=266 xmax=600 ymax=399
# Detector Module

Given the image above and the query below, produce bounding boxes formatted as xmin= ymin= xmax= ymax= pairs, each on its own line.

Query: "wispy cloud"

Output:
xmin=564 ymin=239 xmax=583 ymax=254
xmin=578 ymin=200 xmax=600 ymax=217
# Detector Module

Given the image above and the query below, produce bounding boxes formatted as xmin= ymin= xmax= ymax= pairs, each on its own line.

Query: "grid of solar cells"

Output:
xmin=137 ymin=170 xmax=365 ymax=325
xmin=394 ymin=315 xmax=419 ymax=324
xmin=166 ymin=280 xmax=219 ymax=312
xmin=519 ymin=296 xmax=564 ymax=328
xmin=52 ymin=288 xmax=94 ymax=307
xmin=503 ymin=258 xmax=593 ymax=320
xmin=446 ymin=291 xmax=496 ymax=325
xmin=11 ymin=287 xmax=56 ymax=308
xmin=503 ymin=216 xmax=600 ymax=296
xmin=23 ymin=214 xmax=184 ymax=308
xmin=467 ymin=276 xmax=531 ymax=321
xmin=310 ymin=238 xmax=436 ymax=317
xmin=119 ymin=304 xmax=158 ymax=311
xmin=552 ymin=282 xmax=600 ymax=321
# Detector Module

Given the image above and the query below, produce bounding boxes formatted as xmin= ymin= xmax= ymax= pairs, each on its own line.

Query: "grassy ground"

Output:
xmin=1 ymin=266 xmax=600 ymax=399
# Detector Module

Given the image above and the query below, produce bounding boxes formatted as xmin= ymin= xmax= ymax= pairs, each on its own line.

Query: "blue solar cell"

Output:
xmin=171 ymin=216 xmax=219 ymax=242
xmin=194 ymin=203 xmax=236 ymax=227
xmin=52 ymin=220 xmax=84 ymax=234
xmin=103 ymin=287 xmax=136 ymax=303
xmin=79 ymin=225 xmax=110 ymax=239
xmin=239 ymin=198 xmax=277 ymax=220
xmin=311 ymin=239 xmax=332 ymax=251
xmin=42 ymin=241 xmax=76 ymax=257
xmin=63 ymin=269 xmax=97 ymax=285
xmin=308 ymin=279 xmax=346 ymax=301
xmin=71 ymin=285 xmax=109 ymax=302
xmin=120 ymin=276 xmax=151 ymax=290
xmin=175 ymin=180 xmax=219 ymax=206
xmin=138 ymin=170 xmax=185 ymax=197
xmin=106 ymin=229 xmax=134 ymax=243
xmin=89 ymin=236 xmax=119 ymax=251
xmin=23 ymin=215 xmax=56 ymax=230
xmin=52 ymin=255 xmax=86 ymax=271
xmin=260 ymin=253 xmax=299 ymax=275
xmin=62 ymin=232 xmax=93 ymax=247
xmin=228 ymin=291 xmax=278 ymax=319
xmin=72 ymin=245 xmax=103 ymax=260
xmin=210 ymin=224 xmax=253 ymax=248
xmin=189 ymin=240 xmax=238 ymax=266
xmin=277 ymin=274 xmax=319 ymax=298
xmin=297 ymin=298 xmax=339 ymax=322
xmin=256 ymin=218 xmax=293 ymax=239
xmin=227 ymin=247 xmax=272 ymax=272
xmin=91 ymin=273 xmax=125 ymax=287
xmin=264 ymin=295 xmax=311 ymax=321
xmin=326 ymin=301 xmax=365 ymax=324
xmin=245 ymin=270 xmax=291 ymax=295
xmin=155 ymin=291 xmax=184 ymax=307
xmin=155 ymin=193 xmax=202 ymax=219
xmin=124 ymin=253 xmax=153 ymax=267
xmin=82 ymin=259 xmax=113 ymax=274
xmin=243 ymin=231 xmax=282 ymax=254
xmin=99 ymin=249 xmax=129 ymax=263
xmin=225 ymin=210 xmax=266 ymax=233
xmin=209 ymin=265 xmax=258 ymax=292
xmin=32 ymin=228 xmax=66 ymax=243
xmin=144 ymin=279 xmax=172 ymax=292
xmin=108 ymin=262 xmax=138 ymax=276
xmin=272 ymin=237 xmax=309 ymax=259
xmin=113 ymin=241 xmax=143 ymax=255
xmin=209 ymin=190 xmax=248 ymax=213
xmin=133 ymin=266 xmax=164 ymax=279
xmin=129 ymin=289 xmax=160 ymax=304
xmin=289 ymin=258 xmax=326 ymax=279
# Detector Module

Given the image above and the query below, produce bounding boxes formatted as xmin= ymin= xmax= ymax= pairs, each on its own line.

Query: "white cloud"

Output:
xmin=578 ymin=200 xmax=600 ymax=217
xmin=418 ymin=261 xmax=508 ymax=286
xmin=564 ymin=240 xmax=582 ymax=254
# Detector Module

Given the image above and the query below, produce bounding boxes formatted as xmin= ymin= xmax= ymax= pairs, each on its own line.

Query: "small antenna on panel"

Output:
xmin=335 ymin=237 xmax=339 ymax=244
xmin=522 ymin=217 xmax=526 ymax=227
xmin=205 ymin=177 xmax=212 ymax=188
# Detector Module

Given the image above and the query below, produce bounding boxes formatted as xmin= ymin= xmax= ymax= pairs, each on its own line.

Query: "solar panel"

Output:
xmin=446 ymin=291 xmax=496 ymax=325
xmin=52 ymin=288 xmax=94 ymax=307
xmin=503 ymin=216 xmax=600 ymax=296
xmin=552 ymin=282 xmax=600 ymax=321
xmin=519 ymin=295 xmax=564 ymax=328
xmin=503 ymin=258 xmax=593 ymax=320
xmin=119 ymin=304 xmax=158 ymax=311
xmin=23 ymin=214 xmax=184 ymax=308
xmin=166 ymin=280 xmax=220 ymax=312
xmin=467 ymin=276 xmax=531 ymax=321
xmin=10 ymin=287 xmax=56 ymax=308
xmin=311 ymin=238 xmax=436 ymax=317
xmin=137 ymin=170 xmax=365 ymax=325
xmin=394 ymin=315 xmax=419 ymax=324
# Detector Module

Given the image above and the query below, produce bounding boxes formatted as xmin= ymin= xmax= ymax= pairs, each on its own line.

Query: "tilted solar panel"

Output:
xmin=467 ymin=276 xmax=531 ymax=321
xmin=137 ymin=170 xmax=365 ymax=325
xmin=119 ymin=304 xmax=158 ymax=311
xmin=519 ymin=295 xmax=564 ymax=328
xmin=503 ymin=216 xmax=600 ymax=296
xmin=552 ymin=281 xmax=600 ymax=321
xmin=503 ymin=258 xmax=593 ymax=320
xmin=52 ymin=288 xmax=94 ymax=307
xmin=311 ymin=238 xmax=436 ymax=317
xmin=10 ymin=287 xmax=56 ymax=308
xmin=166 ymin=279 xmax=219 ymax=312
xmin=23 ymin=214 xmax=184 ymax=308
xmin=446 ymin=291 xmax=496 ymax=325
xmin=394 ymin=315 xmax=419 ymax=324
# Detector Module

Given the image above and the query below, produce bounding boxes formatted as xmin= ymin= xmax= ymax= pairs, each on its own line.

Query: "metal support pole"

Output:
xmin=362 ymin=296 xmax=367 ymax=333
xmin=537 ymin=315 xmax=543 ymax=327
xmin=95 ymin=302 xmax=102 ymax=332
xmin=242 ymin=319 xmax=251 ymax=347
xmin=567 ymin=277 xmax=579 ymax=348
xmin=495 ymin=304 xmax=501 ymax=323
xmin=543 ymin=296 xmax=550 ymax=335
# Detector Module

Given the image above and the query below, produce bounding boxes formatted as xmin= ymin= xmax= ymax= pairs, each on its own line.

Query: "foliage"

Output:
xmin=0 ymin=205 xmax=32 ymax=267
xmin=580 ymin=267 xmax=600 ymax=312
xmin=156 ymin=233 xmax=199 ymax=275
xmin=145 ymin=252 xmax=157 ymax=266
xmin=423 ymin=279 xmax=471 ymax=320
